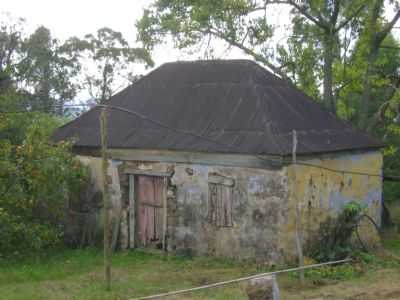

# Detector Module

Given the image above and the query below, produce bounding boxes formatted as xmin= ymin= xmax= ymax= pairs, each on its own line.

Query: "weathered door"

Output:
xmin=137 ymin=175 xmax=165 ymax=247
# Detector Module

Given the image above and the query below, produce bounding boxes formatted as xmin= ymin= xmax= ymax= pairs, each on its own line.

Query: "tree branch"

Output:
xmin=335 ymin=4 xmax=366 ymax=32
xmin=377 ymin=9 xmax=400 ymax=44
xmin=266 ymin=0 xmax=328 ymax=29
xmin=368 ymin=75 xmax=400 ymax=131
xmin=331 ymin=0 xmax=341 ymax=24
xmin=206 ymin=28 xmax=290 ymax=81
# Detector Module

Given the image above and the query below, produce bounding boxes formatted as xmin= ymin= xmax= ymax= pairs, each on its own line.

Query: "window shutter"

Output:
xmin=208 ymin=173 xmax=234 ymax=227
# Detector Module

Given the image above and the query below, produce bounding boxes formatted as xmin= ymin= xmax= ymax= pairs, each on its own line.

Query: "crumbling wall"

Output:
xmin=171 ymin=164 xmax=289 ymax=264
xmin=74 ymin=149 xmax=383 ymax=264
xmin=73 ymin=156 xmax=122 ymax=248
xmin=282 ymin=150 xmax=383 ymax=260
xmin=121 ymin=160 xmax=289 ymax=264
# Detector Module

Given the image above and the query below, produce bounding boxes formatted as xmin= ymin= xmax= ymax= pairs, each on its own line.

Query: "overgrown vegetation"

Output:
xmin=0 ymin=109 xmax=88 ymax=260
xmin=0 ymin=13 xmax=153 ymax=260
xmin=310 ymin=202 xmax=367 ymax=262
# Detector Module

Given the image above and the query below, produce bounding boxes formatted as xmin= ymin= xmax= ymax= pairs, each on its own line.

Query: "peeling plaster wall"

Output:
xmin=75 ymin=149 xmax=382 ymax=264
xmin=283 ymin=150 xmax=383 ymax=261
xmin=76 ymin=156 xmax=123 ymax=242
xmin=121 ymin=160 xmax=288 ymax=264
xmin=172 ymin=164 xmax=288 ymax=263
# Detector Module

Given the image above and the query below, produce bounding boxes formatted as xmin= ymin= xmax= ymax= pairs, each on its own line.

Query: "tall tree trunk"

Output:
xmin=100 ymin=62 xmax=109 ymax=104
xmin=359 ymin=0 xmax=400 ymax=130
xmin=359 ymin=0 xmax=381 ymax=129
xmin=322 ymin=33 xmax=335 ymax=113
xmin=360 ymin=45 xmax=379 ymax=129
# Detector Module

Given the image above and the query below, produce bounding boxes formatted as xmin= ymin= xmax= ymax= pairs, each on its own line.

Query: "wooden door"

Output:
xmin=137 ymin=175 xmax=165 ymax=247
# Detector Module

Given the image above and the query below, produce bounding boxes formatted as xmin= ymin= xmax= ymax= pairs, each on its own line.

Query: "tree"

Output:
xmin=0 ymin=54 xmax=88 ymax=259
xmin=19 ymin=26 xmax=80 ymax=115
xmin=0 ymin=14 xmax=25 ymax=92
xmin=0 ymin=111 xmax=88 ymax=259
xmin=0 ymin=16 xmax=80 ymax=115
xmin=138 ymin=1 xmax=283 ymax=75
xmin=358 ymin=0 xmax=400 ymax=128
xmin=65 ymin=27 xmax=154 ymax=104
xmin=275 ymin=0 xmax=368 ymax=112
xmin=276 ymin=15 xmax=323 ymax=101
xmin=137 ymin=0 xmax=369 ymax=112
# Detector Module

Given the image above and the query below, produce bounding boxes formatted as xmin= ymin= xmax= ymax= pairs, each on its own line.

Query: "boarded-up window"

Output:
xmin=208 ymin=173 xmax=234 ymax=227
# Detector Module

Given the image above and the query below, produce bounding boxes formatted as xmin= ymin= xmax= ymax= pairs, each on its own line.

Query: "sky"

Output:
xmin=4 ymin=1 xmax=398 ymax=66
xmin=0 ymin=0 xmax=251 ymax=68
xmin=2 ymin=0 xmax=148 ymax=41
xmin=2 ymin=0 xmax=399 ymax=80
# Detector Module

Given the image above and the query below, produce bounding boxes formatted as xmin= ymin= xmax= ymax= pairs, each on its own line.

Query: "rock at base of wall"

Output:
xmin=242 ymin=275 xmax=280 ymax=300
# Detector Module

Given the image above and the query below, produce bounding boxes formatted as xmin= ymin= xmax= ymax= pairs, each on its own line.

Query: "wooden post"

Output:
xmin=129 ymin=174 xmax=135 ymax=249
xmin=162 ymin=177 xmax=168 ymax=252
xmin=100 ymin=107 xmax=111 ymax=291
xmin=292 ymin=130 xmax=305 ymax=284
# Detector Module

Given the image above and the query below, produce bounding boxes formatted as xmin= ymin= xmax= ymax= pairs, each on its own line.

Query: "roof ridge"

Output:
xmin=162 ymin=59 xmax=255 ymax=64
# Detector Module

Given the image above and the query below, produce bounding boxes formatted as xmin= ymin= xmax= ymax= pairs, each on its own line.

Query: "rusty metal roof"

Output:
xmin=53 ymin=60 xmax=382 ymax=156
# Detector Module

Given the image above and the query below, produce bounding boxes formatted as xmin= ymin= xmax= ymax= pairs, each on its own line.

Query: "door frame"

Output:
xmin=126 ymin=170 xmax=170 ymax=249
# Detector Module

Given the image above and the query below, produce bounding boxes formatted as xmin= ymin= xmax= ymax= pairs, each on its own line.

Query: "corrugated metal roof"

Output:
xmin=53 ymin=59 xmax=382 ymax=156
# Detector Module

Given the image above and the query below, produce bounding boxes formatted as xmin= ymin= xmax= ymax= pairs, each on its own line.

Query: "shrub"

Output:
xmin=0 ymin=210 xmax=63 ymax=260
xmin=310 ymin=202 xmax=364 ymax=262
xmin=0 ymin=113 xmax=88 ymax=259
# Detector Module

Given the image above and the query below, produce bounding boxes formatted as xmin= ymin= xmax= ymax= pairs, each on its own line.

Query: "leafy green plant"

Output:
xmin=0 ymin=210 xmax=62 ymax=260
xmin=0 ymin=113 xmax=88 ymax=260
xmin=310 ymin=202 xmax=365 ymax=262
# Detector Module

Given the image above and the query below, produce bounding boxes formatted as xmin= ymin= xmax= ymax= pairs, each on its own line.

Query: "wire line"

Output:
xmin=97 ymin=104 xmax=389 ymax=179
xmin=1 ymin=103 xmax=396 ymax=179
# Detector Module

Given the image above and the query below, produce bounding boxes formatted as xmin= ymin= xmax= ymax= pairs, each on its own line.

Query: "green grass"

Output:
xmin=383 ymin=238 xmax=400 ymax=256
xmin=0 ymin=240 xmax=399 ymax=300
xmin=0 ymin=249 xmax=267 ymax=300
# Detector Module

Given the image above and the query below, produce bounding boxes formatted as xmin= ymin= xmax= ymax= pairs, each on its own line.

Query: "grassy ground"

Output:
xmin=0 ymin=249 xmax=267 ymax=300
xmin=0 ymin=239 xmax=399 ymax=300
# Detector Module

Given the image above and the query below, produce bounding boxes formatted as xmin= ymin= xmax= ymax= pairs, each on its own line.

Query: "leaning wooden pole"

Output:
xmin=100 ymin=106 xmax=111 ymax=291
xmin=292 ymin=130 xmax=305 ymax=284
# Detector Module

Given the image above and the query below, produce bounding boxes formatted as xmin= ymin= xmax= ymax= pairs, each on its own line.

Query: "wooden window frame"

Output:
xmin=208 ymin=173 xmax=234 ymax=228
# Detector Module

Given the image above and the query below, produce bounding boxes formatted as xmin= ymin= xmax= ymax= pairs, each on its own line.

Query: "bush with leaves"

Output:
xmin=0 ymin=210 xmax=62 ymax=259
xmin=0 ymin=113 xmax=88 ymax=260
xmin=310 ymin=202 xmax=365 ymax=262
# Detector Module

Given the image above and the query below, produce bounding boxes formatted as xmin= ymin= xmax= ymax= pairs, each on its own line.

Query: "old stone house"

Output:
xmin=54 ymin=60 xmax=383 ymax=263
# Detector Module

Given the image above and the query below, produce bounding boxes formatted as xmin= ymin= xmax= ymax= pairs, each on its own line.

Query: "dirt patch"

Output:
xmin=283 ymin=269 xmax=400 ymax=300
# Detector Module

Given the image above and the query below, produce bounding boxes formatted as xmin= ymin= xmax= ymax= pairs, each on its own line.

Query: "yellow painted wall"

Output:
xmin=280 ymin=150 xmax=383 ymax=261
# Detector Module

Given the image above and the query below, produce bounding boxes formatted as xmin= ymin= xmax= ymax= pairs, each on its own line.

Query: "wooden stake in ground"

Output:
xmin=292 ymin=130 xmax=305 ymax=284
xmin=162 ymin=177 xmax=167 ymax=252
xmin=100 ymin=106 xmax=112 ymax=291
